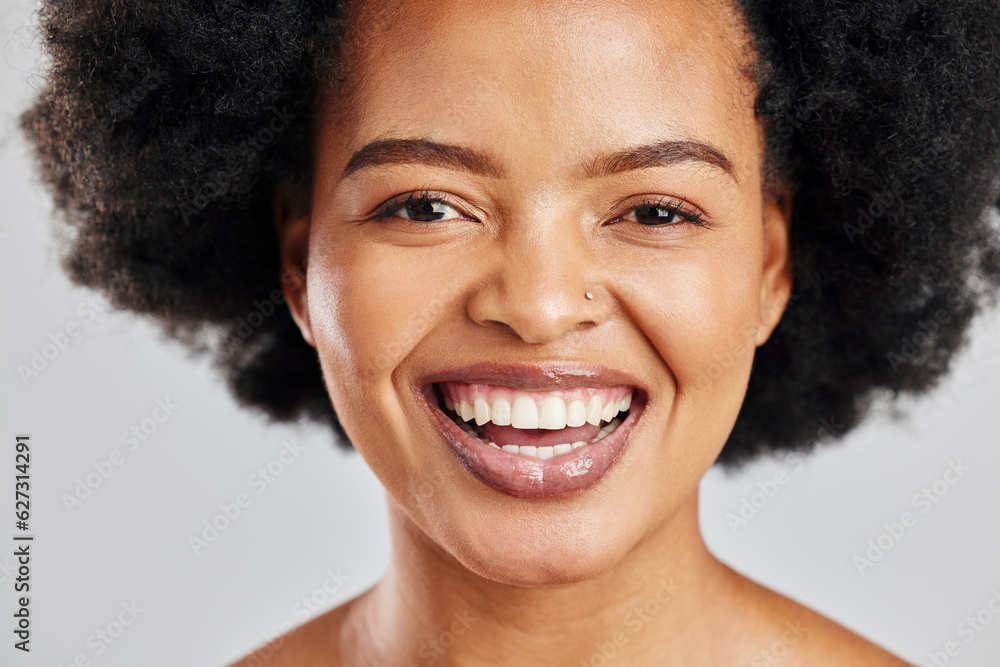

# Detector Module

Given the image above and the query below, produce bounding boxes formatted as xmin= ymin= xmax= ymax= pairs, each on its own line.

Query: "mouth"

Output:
xmin=419 ymin=363 xmax=647 ymax=499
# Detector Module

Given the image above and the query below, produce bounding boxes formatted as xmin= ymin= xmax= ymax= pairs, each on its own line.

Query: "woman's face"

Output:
xmin=279 ymin=0 xmax=791 ymax=586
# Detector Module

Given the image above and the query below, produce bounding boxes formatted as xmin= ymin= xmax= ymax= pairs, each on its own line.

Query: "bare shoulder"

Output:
xmin=778 ymin=607 xmax=915 ymax=666
xmin=721 ymin=567 xmax=915 ymax=666
xmin=226 ymin=593 xmax=366 ymax=667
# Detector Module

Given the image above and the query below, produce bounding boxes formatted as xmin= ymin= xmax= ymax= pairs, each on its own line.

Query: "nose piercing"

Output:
xmin=585 ymin=292 xmax=594 ymax=300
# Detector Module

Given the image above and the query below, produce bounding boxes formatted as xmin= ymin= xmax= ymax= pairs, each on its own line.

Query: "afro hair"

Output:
xmin=19 ymin=0 xmax=1000 ymax=466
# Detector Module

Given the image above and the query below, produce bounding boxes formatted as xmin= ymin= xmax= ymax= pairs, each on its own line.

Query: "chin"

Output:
xmin=430 ymin=492 xmax=649 ymax=588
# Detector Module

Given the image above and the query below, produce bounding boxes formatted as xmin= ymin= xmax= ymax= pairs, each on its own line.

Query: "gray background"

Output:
xmin=1 ymin=1 xmax=999 ymax=664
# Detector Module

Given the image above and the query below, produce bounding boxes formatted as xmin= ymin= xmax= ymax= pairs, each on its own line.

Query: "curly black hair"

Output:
xmin=20 ymin=0 xmax=1000 ymax=467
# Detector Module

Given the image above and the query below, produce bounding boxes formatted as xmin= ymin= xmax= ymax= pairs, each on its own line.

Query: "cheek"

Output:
xmin=619 ymin=234 xmax=762 ymax=448
xmin=306 ymin=236 xmax=468 ymax=411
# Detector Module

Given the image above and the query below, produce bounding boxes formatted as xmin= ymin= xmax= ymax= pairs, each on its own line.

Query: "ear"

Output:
xmin=273 ymin=185 xmax=315 ymax=347
xmin=756 ymin=191 xmax=793 ymax=346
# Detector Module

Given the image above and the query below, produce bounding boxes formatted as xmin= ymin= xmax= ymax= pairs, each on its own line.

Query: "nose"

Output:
xmin=466 ymin=215 xmax=611 ymax=345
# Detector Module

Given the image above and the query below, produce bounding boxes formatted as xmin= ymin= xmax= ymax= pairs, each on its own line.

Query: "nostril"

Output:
xmin=465 ymin=275 xmax=609 ymax=346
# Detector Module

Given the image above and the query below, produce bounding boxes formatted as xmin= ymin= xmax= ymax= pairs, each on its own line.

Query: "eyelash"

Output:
xmin=614 ymin=195 xmax=708 ymax=228
xmin=370 ymin=189 xmax=709 ymax=229
xmin=371 ymin=190 xmax=458 ymax=222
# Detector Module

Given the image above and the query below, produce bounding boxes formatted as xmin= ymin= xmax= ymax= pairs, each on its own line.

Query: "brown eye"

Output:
xmin=627 ymin=205 xmax=686 ymax=226
xmin=381 ymin=194 xmax=462 ymax=222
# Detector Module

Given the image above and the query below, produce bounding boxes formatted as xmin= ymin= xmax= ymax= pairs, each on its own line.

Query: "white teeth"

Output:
xmin=586 ymin=396 xmax=603 ymax=426
xmin=488 ymin=430 xmax=619 ymax=459
xmin=538 ymin=396 xmax=567 ymax=430
xmin=481 ymin=419 xmax=624 ymax=459
xmin=474 ymin=396 xmax=491 ymax=426
xmin=588 ymin=417 xmax=621 ymax=442
xmin=491 ymin=398 xmax=512 ymax=426
xmin=444 ymin=389 xmax=636 ymax=453
xmin=494 ymin=442 xmax=576 ymax=459
xmin=601 ymin=399 xmax=617 ymax=423
xmin=511 ymin=396 xmax=539 ymax=429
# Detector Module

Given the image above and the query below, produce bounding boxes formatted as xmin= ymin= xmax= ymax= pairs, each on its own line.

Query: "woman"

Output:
xmin=21 ymin=0 xmax=1000 ymax=664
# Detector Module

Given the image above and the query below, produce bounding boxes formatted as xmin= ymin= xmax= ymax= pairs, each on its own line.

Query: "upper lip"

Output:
xmin=418 ymin=361 xmax=647 ymax=394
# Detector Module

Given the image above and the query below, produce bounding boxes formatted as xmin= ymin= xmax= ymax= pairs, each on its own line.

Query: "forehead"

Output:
xmin=324 ymin=0 xmax=760 ymax=181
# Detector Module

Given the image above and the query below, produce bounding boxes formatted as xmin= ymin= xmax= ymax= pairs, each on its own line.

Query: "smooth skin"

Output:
xmin=234 ymin=0 xmax=914 ymax=664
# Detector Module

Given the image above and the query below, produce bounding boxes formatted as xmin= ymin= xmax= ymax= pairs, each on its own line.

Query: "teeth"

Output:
xmin=443 ymin=388 xmax=635 ymax=432
xmin=486 ymin=423 xmax=621 ymax=459
xmin=469 ymin=419 xmax=625 ymax=459
xmin=589 ymin=418 xmax=621 ymax=442
xmin=586 ymin=396 xmax=603 ymax=426
xmin=474 ymin=396 xmax=491 ymax=426
xmin=491 ymin=398 xmax=512 ymax=426
xmin=538 ymin=396 xmax=567 ymax=430
xmin=494 ymin=442 xmax=580 ymax=459
xmin=510 ymin=396 xmax=539 ymax=429
xmin=567 ymin=400 xmax=587 ymax=427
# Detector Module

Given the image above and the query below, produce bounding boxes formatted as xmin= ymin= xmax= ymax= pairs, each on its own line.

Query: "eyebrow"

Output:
xmin=343 ymin=138 xmax=503 ymax=179
xmin=342 ymin=137 xmax=736 ymax=182
xmin=584 ymin=139 xmax=737 ymax=182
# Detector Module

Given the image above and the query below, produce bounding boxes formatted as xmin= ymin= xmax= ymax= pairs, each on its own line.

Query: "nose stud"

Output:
xmin=585 ymin=292 xmax=594 ymax=300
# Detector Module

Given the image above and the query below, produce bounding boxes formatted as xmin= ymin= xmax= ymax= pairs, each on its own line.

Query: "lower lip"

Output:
xmin=422 ymin=386 xmax=645 ymax=499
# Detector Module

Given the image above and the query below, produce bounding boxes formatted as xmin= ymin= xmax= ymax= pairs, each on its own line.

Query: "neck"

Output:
xmin=344 ymin=489 xmax=735 ymax=666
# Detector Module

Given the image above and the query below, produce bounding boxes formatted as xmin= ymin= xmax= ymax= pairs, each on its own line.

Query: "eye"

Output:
xmin=619 ymin=197 xmax=707 ymax=228
xmin=374 ymin=191 xmax=464 ymax=223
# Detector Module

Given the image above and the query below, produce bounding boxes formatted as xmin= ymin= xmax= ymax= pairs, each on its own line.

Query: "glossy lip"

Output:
xmin=416 ymin=362 xmax=648 ymax=498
